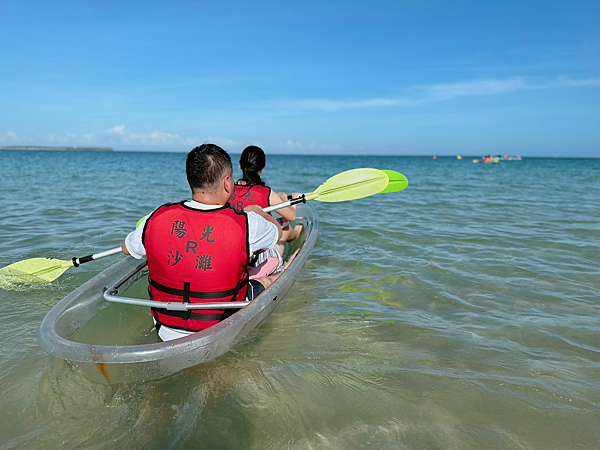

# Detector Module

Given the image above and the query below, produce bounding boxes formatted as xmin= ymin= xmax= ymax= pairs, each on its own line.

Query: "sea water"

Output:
xmin=0 ymin=150 xmax=598 ymax=449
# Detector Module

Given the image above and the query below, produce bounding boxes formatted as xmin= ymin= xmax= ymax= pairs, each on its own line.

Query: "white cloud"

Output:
xmin=423 ymin=77 xmax=532 ymax=100
xmin=104 ymin=128 xmax=246 ymax=150
xmin=278 ymin=140 xmax=341 ymax=152
xmin=46 ymin=133 xmax=77 ymax=144
xmin=264 ymin=76 xmax=600 ymax=113
xmin=282 ymin=97 xmax=409 ymax=111
xmin=3 ymin=126 xmax=244 ymax=151
xmin=14 ymin=75 xmax=598 ymax=153
xmin=83 ymin=133 xmax=97 ymax=143
xmin=204 ymin=136 xmax=244 ymax=149
xmin=128 ymin=131 xmax=186 ymax=145
xmin=557 ymin=77 xmax=600 ymax=87
xmin=284 ymin=140 xmax=304 ymax=149
xmin=106 ymin=125 xmax=199 ymax=147
xmin=107 ymin=125 xmax=126 ymax=135
xmin=0 ymin=131 xmax=20 ymax=142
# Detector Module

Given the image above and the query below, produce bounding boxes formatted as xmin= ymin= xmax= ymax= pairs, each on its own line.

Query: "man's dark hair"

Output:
xmin=186 ymin=144 xmax=232 ymax=193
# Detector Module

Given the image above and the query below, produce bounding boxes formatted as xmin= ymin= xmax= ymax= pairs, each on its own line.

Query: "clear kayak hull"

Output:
xmin=38 ymin=204 xmax=318 ymax=384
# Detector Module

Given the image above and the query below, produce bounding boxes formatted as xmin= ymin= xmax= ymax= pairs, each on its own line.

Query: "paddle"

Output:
xmin=1 ymin=211 xmax=152 ymax=287
xmin=0 ymin=247 xmax=123 ymax=287
xmin=1 ymin=168 xmax=404 ymax=287
xmin=278 ymin=168 xmax=407 ymax=209
xmin=264 ymin=168 xmax=389 ymax=213
xmin=379 ymin=170 xmax=408 ymax=194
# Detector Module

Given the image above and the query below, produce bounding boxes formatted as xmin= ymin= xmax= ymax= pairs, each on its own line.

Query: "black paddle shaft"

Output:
xmin=72 ymin=254 xmax=95 ymax=267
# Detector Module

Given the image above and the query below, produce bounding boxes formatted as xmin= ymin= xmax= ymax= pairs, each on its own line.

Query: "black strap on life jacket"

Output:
xmin=220 ymin=274 xmax=249 ymax=320
xmin=153 ymin=309 xmax=227 ymax=322
xmin=148 ymin=275 xmax=249 ymax=330
xmin=151 ymin=309 xmax=228 ymax=333
xmin=148 ymin=277 xmax=229 ymax=330
xmin=149 ymin=277 xmax=239 ymax=299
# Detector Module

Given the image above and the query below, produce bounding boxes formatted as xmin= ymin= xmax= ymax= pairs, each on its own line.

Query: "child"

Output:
xmin=230 ymin=146 xmax=304 ymax=270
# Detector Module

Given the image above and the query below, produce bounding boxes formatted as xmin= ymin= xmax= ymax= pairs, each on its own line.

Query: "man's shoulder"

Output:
xmin=154 ymin=201 xmax=184 ymax=211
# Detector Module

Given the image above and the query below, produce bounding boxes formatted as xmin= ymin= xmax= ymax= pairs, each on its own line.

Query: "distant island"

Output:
xmin=0 ymin=145 xmax=113 ymax=152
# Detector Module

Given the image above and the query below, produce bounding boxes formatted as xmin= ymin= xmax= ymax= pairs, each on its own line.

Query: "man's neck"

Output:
xmin=191 ymin=192 xmax=227 ymax=206
xmin=191 ymin=173 xmax=233 ymax=206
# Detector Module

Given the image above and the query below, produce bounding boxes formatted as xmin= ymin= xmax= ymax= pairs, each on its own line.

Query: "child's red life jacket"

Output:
xmin=230 ymin=184 xmax=271 ymax=211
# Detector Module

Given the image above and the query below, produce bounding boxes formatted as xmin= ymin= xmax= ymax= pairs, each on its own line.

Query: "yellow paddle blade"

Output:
xmin=305 ymin=168 xmax=389 ymax=202
xmin=380 ymin=170 xmax=408 ymax=194
xmin=0 ymin=258 xmax=73 ymax=289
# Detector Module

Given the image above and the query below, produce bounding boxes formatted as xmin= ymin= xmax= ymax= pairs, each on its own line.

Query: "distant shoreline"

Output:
xmin=0 ymin=146 xmax=596 ymax=158
xmin=0 ymin=146 xmax=113 ymax=152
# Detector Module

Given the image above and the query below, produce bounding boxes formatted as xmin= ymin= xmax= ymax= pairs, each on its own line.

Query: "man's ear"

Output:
xmin=223 ymin=174 xmax=232 ymax=194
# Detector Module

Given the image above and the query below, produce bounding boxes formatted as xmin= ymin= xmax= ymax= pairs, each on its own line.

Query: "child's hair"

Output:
xmin=239 ymin=145 xmax=266 ymax=186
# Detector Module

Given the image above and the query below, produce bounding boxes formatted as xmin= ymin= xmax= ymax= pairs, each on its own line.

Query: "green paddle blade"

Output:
xmin=136 ymin=215 xmax=148 ymax=227
xmin=380 ymin=170 xmax=408 ymax=194
xmin=0 ymin=258 xmax=73 ymax=289
xmin=305 ymin=168 xmax=389 ymax=202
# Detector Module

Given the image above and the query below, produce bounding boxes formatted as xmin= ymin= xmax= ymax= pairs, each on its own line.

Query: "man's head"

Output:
xmin=186 ymin=144 xmax=233 ymax=196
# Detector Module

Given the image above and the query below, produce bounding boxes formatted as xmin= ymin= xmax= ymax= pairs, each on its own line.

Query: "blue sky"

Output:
xmin=1 ymin=1 xmax=598 ymax=156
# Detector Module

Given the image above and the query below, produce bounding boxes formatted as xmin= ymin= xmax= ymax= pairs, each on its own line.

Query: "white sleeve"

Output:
xmin=246 ymin=211 xmax=279 ymax=254
xmin=124 ymin=216 xmax=148 ymax=259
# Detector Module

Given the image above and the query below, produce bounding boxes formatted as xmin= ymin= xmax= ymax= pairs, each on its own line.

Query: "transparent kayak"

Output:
xmin=38 ymin=204 xmax=318 ymax=385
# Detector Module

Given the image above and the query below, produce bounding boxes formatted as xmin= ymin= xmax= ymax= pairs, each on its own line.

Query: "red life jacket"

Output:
xmin=230 ymin=183 xmax=271 ymax=211
xmin=142 ymin=201 xmax=249 ymax=332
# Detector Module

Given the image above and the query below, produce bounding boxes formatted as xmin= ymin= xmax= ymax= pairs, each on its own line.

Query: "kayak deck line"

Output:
xmin=38 ymin=203 xmax=318 ymax=385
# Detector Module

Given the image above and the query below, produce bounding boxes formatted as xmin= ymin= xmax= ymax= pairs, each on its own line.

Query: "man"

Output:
xmin=122 ymin=144 xmax=284 ymax=341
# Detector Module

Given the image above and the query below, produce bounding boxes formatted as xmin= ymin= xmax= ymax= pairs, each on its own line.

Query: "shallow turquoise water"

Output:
xmin=0 ymin=150 xmax=599 ymax=449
